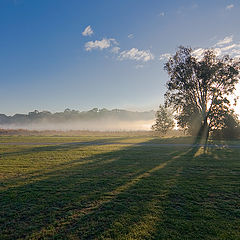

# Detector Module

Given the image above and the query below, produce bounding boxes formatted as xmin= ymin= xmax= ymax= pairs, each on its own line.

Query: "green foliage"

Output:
xmin=212 ymin=111 xmax=240 ymax=139
xmin=164 ymin=46 xmax=240 ymax=138
xmin=151 ymin=105 xmax=174 ymax=135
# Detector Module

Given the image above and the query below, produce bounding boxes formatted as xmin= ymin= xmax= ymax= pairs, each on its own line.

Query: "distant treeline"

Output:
xmin=0 ymin=108 xmax=155 ymax=125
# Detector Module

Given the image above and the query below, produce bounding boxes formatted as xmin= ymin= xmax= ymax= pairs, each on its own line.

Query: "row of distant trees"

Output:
xmin=0 ymin=108 xmax=155 ymax=125
xmin=152 ymin=46 xmax=240 ymax=140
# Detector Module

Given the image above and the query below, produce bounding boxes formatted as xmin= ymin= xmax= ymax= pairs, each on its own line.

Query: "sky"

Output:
xmin=1 ymin=0 xmax=240 ymax=115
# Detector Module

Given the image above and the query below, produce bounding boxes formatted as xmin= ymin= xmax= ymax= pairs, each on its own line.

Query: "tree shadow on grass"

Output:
xmin=0 ymin=137 xmax=129 ymax=158
xmin=63 ymin=145 xmax=238 ymax=240
xmin=1 ymin=140 xmax=189 ymax=240
xmin=152 ymin=146 xmax=240 ymax=240
xmin=1 ymin=137 xmax=133 ymax=188
xmin=27 ymin=146 xmax=188 ymax=240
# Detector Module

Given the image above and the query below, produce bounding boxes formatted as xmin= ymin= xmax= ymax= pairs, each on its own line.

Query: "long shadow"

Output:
xmin=1 ymin=139 xmax=189 ymax=240
xmin=1 ymin=138 xmax=127 ymax=189
xmin=1 ymin=137 xmax=158 ymax=189
xmin=152 ymin=145 xmax=240 ymax=239
xmin=0 ymin=137 xmax=129 ymax=158
xmin=104 ymin=145 xmax=239 ymax=240
xmin=27 ymin=147 xmax=187 ymax=240
xmin=1 ymin=137 xmax=131 ymax=186
xmin=1 ymin=136 xmax=201 ymax=190
xmin=92 ymin=147 xmax=200 ymax=240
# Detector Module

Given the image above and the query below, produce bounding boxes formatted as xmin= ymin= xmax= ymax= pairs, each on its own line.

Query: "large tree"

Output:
xmin=164 ymin=46 xmax=240 ymax=142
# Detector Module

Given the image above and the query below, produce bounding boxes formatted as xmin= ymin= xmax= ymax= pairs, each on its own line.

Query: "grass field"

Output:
xmin=0 ymin=135 xmax=240 ymax=239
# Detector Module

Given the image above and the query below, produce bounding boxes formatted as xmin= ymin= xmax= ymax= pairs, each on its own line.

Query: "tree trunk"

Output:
xmin=195 ymin=117 xmax=209 ymax=151
xmin=204 ymin=125 xmax=210 ymax=153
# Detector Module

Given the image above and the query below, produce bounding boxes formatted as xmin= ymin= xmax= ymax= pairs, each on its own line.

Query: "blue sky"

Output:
xmin=1 ymin=0 xmax=240 ymax=115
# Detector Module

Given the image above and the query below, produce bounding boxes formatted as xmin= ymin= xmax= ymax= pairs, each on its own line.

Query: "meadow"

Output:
xmin=0 ymin=135 xmax=240 ymax=239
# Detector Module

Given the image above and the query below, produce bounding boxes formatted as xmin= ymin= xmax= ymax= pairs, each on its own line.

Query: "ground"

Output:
xmin=0 ymin=135 xmax=240 ymax=240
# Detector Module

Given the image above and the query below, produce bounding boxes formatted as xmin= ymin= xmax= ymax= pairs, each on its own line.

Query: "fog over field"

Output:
xmin=0 ymin=109 xmax=155 ymax=131
xmin=0 ymin=120 xmax=154 ymax=131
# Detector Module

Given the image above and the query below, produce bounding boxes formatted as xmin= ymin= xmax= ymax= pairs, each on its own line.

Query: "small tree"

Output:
xmin=152 ymin=105 xmax=174 ymax=135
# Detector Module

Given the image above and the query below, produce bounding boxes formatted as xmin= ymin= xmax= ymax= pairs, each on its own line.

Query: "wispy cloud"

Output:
xmin=135 ymin=64 xmax=144 ymax=69
xmin=82 ymin=25 xmax=93 ymax=36
xmin=226 ymin=4 xmax=234 ymax=10
xmin=111 ymin=46 xmax=120 ymax=54
xmin=158 ymin=12 xmax=165 ymax=17
xmin=119 ymin=48 xmax=154 ymax=62
xmin=214 ymin=35 xmax=233 ymax=46
xmin=159 ymin=53 xmax=171 ymax=61
xmin=220 ymin=44 xmax=237 ymax=51
xmin=194 ymin=35 xmax=240 ymax=59
xmin=214 ymin=35 xmax=240 ymax=58
xmin=214 ymin=43 xmax=240 ymax=57
xmin=192 ymin=48 xmax=205 ymax=59
xmin=83 ymin=33 xmax=154 ymax=64
xmin=192 ymin=3 xmax=198 ymax=9
xmin=128 ymin=34 xmax=134 ymax=39
xmin=177 ymin=4 xmax=198 ymax=15
xmin=85 ymin=38 xmax=117 ymax=51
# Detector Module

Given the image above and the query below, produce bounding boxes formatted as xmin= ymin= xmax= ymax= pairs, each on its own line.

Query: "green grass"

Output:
xmin=0 ymin=136 xmax=240 ymax=239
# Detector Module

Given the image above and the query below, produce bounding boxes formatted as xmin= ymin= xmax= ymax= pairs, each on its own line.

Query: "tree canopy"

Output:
xmin=164 ymin=46 xmax=240 ymax=140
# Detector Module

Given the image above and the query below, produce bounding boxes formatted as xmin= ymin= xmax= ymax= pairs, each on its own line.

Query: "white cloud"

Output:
xmin=111 ymin=46 xmax=120 ymax=54
xmin=158 ymin=12 xmax=165 ymax=17
xmin=135 ymin=64 xmax=144 ymax=69
xmin=195 ymin=35 xmax=240 ymax=59
xmin=159 ymin=53 xmax=171 ymax=61
xmin=215 ymin=43 xmax=240 ymax=57
xmin=119 ymin=48 xmax=154 ymax=62
xmin=226 ymin=4 xmax=234 ymax=10
xmin=214 ymin=35 xmax=233 ymax=46
xmin=211 ymin=35 xmax=240 ymax=57
xmin=231 ymin=48 xmax=240 ymax=55
xmin=85 ymin=38 xmax=117 ymax=51
xmin=128 ymin=34 xmax=134 ymax=39
xmin=82 ymin=25 xmax=93 ymax=36
xmin=192 ymin=48 xmax=205 ymax=59
xmin=220 ymin=44 xmax=237 ymax=51
xmin=213 ymin=48 xmax=222 ymax=57
xmin=177 ymin=4 xmax=198 ymax=15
